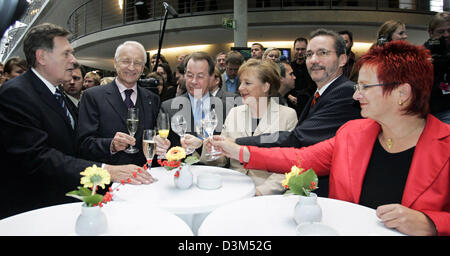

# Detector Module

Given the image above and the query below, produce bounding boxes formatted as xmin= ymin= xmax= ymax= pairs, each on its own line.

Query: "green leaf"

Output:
xmin=83 ymin=194 xmax=104 ymax=206
xmin=164 ymin=166 xmax=178 ymax=171
xmin=287 ymin=169 xmax=318 ymax=196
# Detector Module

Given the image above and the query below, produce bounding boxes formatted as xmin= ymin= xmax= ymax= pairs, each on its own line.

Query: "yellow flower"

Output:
xmin=80 ymin=165 xmax=111 ymax=189
xmin=291 ymin=165 xmax=303 ymax=176
xmin=166 ymin=146 xmax=187 ymax=162
xmin=282 ymin=165 xmax=304 ymax=189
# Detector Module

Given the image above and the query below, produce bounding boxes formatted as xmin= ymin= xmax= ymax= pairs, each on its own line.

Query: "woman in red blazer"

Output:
xmin=211 ymin=41 xmax=450 ymax=236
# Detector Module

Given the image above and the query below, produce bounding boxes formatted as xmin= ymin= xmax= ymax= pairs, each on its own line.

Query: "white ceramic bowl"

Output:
xmin=196 ymin=173 xmax=222 ymax=190
xmin=296 ymin=222 xmax=339 ymax=236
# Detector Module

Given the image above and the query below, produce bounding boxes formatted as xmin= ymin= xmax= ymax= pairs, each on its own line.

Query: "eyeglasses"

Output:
xmin=305 ymin=49 xmax=336 ymax=59
xmin=185 ymin=72 xmax=207 ymax=81
xmin=353 ymin=83 xmax=398 ymax=92
xmin=118 ymin=59 xmax=145 ymax=68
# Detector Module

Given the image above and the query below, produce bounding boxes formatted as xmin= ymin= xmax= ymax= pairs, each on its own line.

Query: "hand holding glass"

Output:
xmin=171 ymin=115 xmax=195 ymax=155
xmin=125 ymin=108 xmax=139 ymax=154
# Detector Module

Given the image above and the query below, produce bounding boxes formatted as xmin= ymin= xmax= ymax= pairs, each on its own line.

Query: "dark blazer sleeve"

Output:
xmin=236 ymin=78 xmax=361 ymax=148
xmin=0 ymin=76 xmax=100 ymax=218
xmin=76 ymin=88 xmax=113 ymax=162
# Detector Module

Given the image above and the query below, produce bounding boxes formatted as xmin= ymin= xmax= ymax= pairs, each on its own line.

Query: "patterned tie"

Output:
xmin=310 ymin=91 xmax=320 ymax=107
xmin=54 ymin=88 xmax=74 ymax=129
xmin=124 ymin=89 xmax=134 ymax=108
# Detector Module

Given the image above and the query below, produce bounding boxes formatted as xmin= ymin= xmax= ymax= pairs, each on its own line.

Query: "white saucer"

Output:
xmin=296 ymin=222 xmax=339 ymax=236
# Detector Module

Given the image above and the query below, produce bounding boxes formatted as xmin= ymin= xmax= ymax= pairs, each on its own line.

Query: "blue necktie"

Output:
xmin=124 ymin=89 xmax=134 ymax=108
xmin=54 ymin=88 xmax=74 ymax=129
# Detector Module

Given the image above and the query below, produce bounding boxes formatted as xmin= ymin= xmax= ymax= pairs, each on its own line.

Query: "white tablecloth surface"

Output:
xmin=0 ymin=202 xmax=193 ymax=236
xmin=198 ymin=195 xmax=405 ymax=236
xmin=113 ymin=165 xmax=256 ymax=234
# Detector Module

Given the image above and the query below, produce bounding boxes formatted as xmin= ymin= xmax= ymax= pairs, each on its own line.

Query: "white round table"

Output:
xmin=113 ymin=165 xmax=256 ymax=234
xmin=198 ymin=195 xmax=405 ymax=236
xmin=0 ymin=202 xmax=193 ymax=236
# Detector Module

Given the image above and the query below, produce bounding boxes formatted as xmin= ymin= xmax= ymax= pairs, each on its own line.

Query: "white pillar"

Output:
xmin=233 ymin=0 xmax=248 ymax=48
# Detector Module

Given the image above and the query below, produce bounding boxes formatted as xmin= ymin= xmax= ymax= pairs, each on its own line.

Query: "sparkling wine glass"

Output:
xmin=125 ymin=107 xmax=139 ymax=153
xmin=171 ymin=114 xmax=195 ymax=155
xmin=202 ymin=109 xmax=221 ymax=160
xmin=157 ymin=112 xmax=170 ymax=159
xmin=142 ymin=129 xmax=156 ymax=172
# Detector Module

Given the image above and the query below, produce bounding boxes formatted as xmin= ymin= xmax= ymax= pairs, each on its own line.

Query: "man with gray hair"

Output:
xmin=234 ymin=29 xmax=362 ymax=197
xmin=0 ymin=24 xmax=153 ymax=219
xmin=77 ymin=41 xmax=161 ymax=166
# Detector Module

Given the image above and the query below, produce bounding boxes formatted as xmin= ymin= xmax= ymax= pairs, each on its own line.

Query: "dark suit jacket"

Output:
xmin=0 ymin=70 xmax=99 ymax=219
xmin=76 ymin=81 xmax=160 ymax=166
xmin=235 ymin=75 xmax=362 ymax=197
xmin=160 ymin=93 xmax=227 ymax=149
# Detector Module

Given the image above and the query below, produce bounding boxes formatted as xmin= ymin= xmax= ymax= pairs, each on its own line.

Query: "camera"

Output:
xmin=138 ymin=77 xmax=159 ymax=94
xmin=425 ymin=36 xmax=448 ymax=58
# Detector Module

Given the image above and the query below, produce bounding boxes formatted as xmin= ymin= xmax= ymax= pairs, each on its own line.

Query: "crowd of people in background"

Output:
xmin=0 ymin=11 xmax=448 ymax=236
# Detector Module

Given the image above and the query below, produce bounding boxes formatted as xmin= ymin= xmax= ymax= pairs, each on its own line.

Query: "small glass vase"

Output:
xmin=174 ymin=164 xmax=193 ymax=189
xmin=75 ymin=203 xmax=108 ymax=236
xmin=293 ymin=192 xmax=322 ymax=225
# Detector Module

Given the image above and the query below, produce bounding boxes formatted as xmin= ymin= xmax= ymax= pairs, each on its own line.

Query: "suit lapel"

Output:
xmin=299 ymin=75 xmax=347 ymax=122
xmin=254 ymin=101 xmax=276 ymax=135
xmin=347 ymin=120 xmax=380 ymax=203
xmin=105 ymin=82 xmax=127 ymax=125
xmin=401 ymin=115 xmax=450 ymax=207
xmin=27 ymin=71 xmax=73 ymax=131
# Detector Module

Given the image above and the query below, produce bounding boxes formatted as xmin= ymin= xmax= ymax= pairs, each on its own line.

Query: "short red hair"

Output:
xmin=357 ymin=40 xmax=433 ymax=117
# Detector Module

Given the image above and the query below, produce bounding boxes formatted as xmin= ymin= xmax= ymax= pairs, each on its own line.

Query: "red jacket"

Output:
xmin=244 ymin=115 xmax=450 ymax=235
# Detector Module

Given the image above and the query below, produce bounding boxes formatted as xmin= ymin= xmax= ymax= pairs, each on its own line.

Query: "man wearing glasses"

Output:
xmin=76 ymin=41 xmax=160 ymax=166
xmin=234 ymin=29 xmax=361 ymax=197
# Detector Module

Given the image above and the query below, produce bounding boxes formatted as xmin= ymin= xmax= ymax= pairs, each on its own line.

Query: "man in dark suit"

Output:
xmin=234 ymin=29 xmax=362 ymax=197
xmin=0 ymin=23 xmax=153 ymax=219
xmin=76 ymin=41 xmax=160 ymax=166
xmin=156 ymin=52 xmax=227 ymax=156
xmin=61 ymin=62 xmax=84 ymax=120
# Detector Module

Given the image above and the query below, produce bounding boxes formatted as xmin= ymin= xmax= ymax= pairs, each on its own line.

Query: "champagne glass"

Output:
xmin=157 ymin=112 xmax=170 ymax=159
xmin=171 ymin=115 xmax=195 ymax=155
xmin=142 ymin=129 xmax=156 ymax=173
xmin=157 ymin=112 xmax=170 ymax=139
xmin=125 ymin=107 xmax=139 ymax=153
xmin=203 ymin=109 xmax=221 ymax=160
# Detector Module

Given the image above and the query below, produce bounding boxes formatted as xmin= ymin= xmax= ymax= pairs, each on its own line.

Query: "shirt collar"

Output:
xmin=115 ymin=78 xmax=137 ymax=94
xmin=316 ymin=75 xmax=341 ymax=96
xmin=31 ymin=68 xmax=58 ymax=94
xmin=188 ymin=91 xmax=210 ymax=107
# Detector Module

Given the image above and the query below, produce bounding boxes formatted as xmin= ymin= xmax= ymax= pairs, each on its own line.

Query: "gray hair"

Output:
xmin=310 ymin=28 xmax=347 ymax=56
xmin=114 ymin=41 xmax=147 ymax=64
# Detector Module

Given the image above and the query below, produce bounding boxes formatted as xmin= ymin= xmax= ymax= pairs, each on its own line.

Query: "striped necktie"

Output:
xmin=310 ymin=91 xmax=320 ymax=107
xmin=124 ymin=89 xmax=134 ymax=108
xmin=54 ymin=88 xmax=74 ymax=129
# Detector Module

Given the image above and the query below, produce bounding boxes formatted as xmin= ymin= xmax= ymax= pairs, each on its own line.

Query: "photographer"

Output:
xmin=424 ymin=12 xmax=450 ymax=124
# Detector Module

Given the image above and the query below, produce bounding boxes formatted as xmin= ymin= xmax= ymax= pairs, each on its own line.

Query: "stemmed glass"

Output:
xmin=125 ymin=107 xmax=139 ymax=153
xmin=202 ymin=109 xmax=221 ymax=160
xmin=157 ymin=112 xmax=170 ymax=159
xmin=171 ymin=115 xmax=195 ymax=155
xmin=142 ymin=129 xmax=156 ymax=173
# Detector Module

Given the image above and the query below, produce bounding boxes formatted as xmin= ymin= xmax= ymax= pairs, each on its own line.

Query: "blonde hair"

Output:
xmin=377 ymin=20 xmax=405 ymax=42
xmin=237 ymin=59 xmax=280 ymax=97
xmin=84 ymin=71 xmax=101 ymax=85
xmin=100 ymin=77 xmax=114 ymax=85
xmin=262 ymin=47 xmax=281 ymax=62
